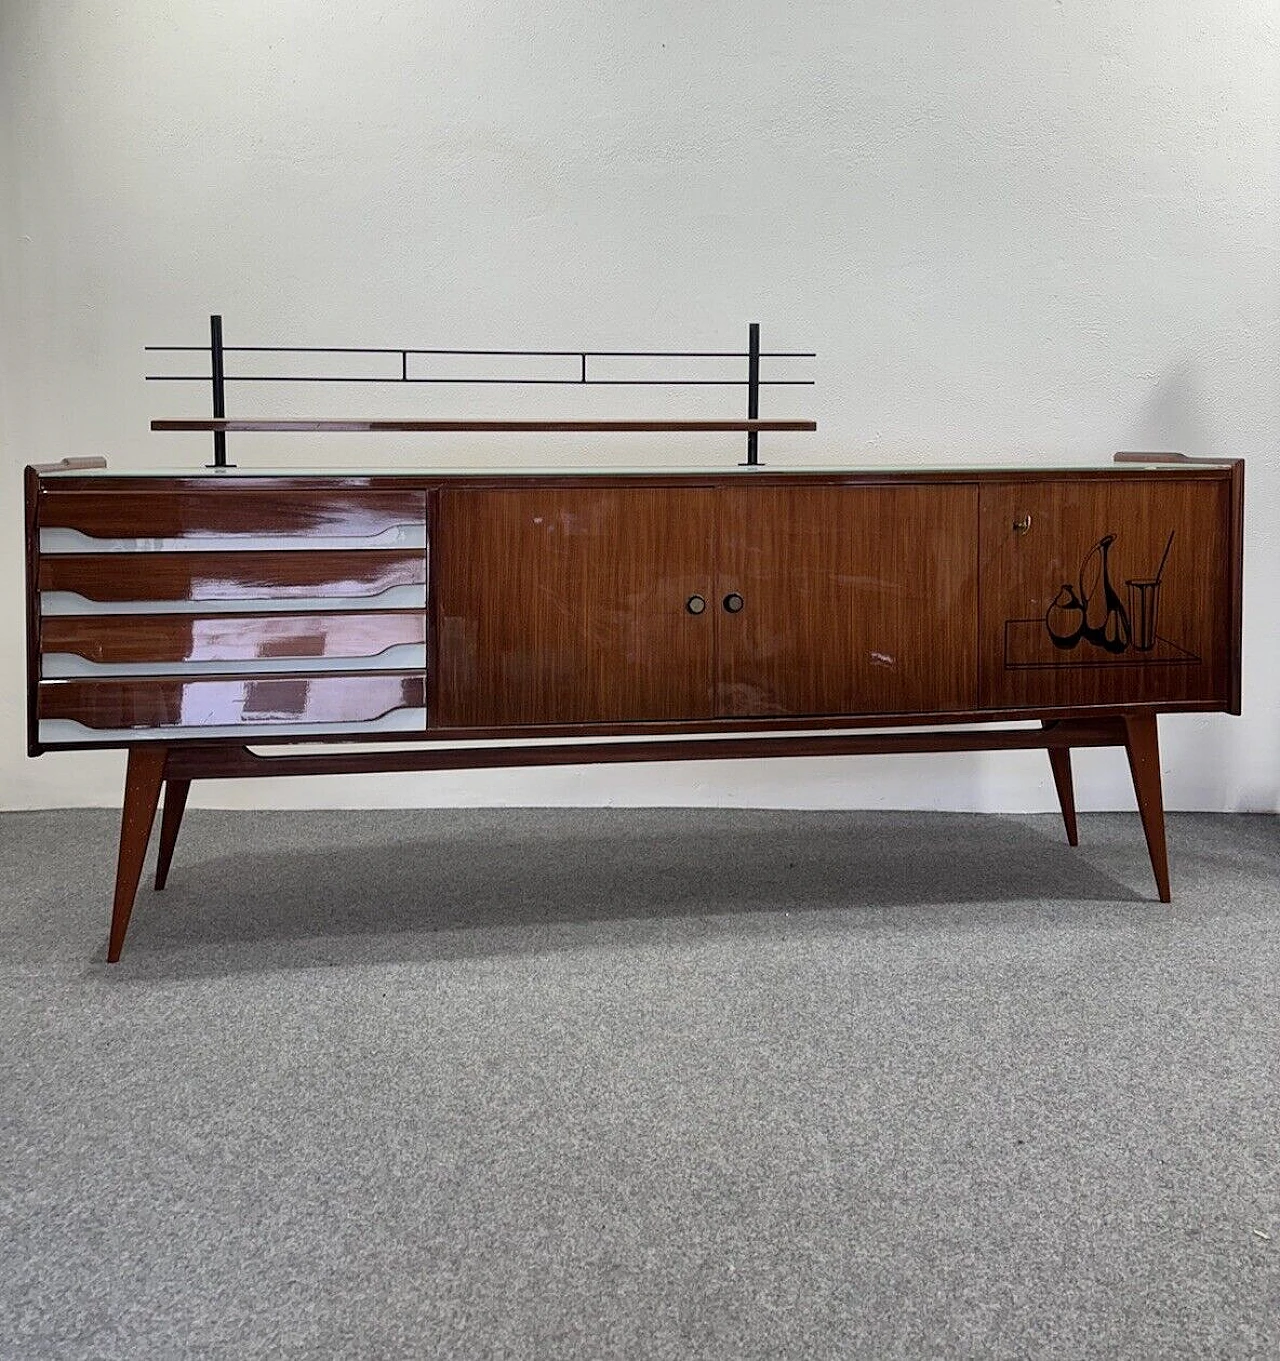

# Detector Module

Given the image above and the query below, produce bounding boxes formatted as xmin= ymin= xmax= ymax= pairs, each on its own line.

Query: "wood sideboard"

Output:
xmin=23 ymin=456 xmax=1244 ymax=961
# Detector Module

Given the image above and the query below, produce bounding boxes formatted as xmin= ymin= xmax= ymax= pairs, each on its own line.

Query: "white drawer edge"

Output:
xmin=41 ymin=645 xmax=428 ymax=678
xmin=40 ymin=585 xmax=428 ymax=615
xmin=38 ymin=708 xmax=429 ymax=745
xmin=39 ymin=526 xmax=428 ymax=553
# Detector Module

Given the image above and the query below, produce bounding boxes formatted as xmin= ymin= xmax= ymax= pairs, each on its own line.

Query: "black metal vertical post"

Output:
xmin=744 ymin=321 xmax=760 ymax=466
xmin=209 ymin=314 xmax=229 ymax=468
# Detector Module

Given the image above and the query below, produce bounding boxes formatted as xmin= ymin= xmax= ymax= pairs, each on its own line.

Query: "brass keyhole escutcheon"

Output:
xmin=1013 ymin=514 xmax=1033 ymax=536
xmin=686 ymin=595 xmax=706 ymax=615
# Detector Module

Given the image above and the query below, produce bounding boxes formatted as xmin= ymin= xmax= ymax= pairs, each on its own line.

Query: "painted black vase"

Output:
xmin=1045 ymin=584 xmax=1086 ymax=649
xmin=1080 ymin=534 xmax=1130 ymax=654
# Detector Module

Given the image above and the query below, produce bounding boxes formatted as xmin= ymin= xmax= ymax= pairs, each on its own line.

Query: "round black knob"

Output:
xmin=723 ymin=593 xmax=745 ymax=613
xmin=686 ymin=595 xmax=706 ymax=615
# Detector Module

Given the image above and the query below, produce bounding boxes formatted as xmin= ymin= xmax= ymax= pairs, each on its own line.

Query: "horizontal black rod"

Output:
xmin=145 ymin=345 xmax=817 ymax=358
xmin=145 ymin=376 xmax=816 ymax=386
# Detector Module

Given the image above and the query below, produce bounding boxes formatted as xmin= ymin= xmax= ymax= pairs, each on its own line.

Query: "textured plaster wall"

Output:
xmin=1 ymin=1 xmax=1276 ymax=811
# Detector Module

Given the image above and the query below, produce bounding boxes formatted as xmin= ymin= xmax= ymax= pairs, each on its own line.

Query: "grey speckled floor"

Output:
xmin=1 ymin=808 xmax=1278 ymax=1359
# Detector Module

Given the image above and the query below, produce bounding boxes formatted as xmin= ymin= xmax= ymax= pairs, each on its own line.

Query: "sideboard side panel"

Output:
xmin=24 ymin=467 xmax=42 ymax=755
xmin=1226 ymin=458 xmax=1244 ymax=715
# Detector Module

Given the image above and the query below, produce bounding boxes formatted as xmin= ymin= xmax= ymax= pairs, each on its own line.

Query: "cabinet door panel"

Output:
xmin=978 ymin=478 xmax=1231 ymax=710
xmin=717 ymin=485 xmax=979 ymax=718
xmin=434 ymin=487 xmax=716 ymax=728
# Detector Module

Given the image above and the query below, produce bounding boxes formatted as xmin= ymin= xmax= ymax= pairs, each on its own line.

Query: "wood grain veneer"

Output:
xmin=39 ymin=673 xmax=425 ymax=730
xmin=39 ymin=488 xmax=425 ymax=539
xmin=39 ymin=550 xmax=425 ymax=602
xmin=978 ymin=477 xmax=1232 ymax=710
xmin=41 ymin=610 xmax=426 ymax=665
xmin=433 ymin=485 xmax=718 ymax=727
xmin=715 ymin=484 xmax=979 ymax=717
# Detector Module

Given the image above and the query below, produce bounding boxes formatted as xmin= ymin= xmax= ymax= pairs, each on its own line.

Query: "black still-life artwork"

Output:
xmin=1045 ymin=530 xmax=1173 ymax=656
xmin=1003 ymin=528 xmax=1197 ymax=671
xmin=1047 ymin=533 xmax=1130 ymax=653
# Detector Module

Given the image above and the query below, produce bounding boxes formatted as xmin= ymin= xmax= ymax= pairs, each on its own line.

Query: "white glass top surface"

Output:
xmin=38 ymin=460 xmax=1216 ymax=478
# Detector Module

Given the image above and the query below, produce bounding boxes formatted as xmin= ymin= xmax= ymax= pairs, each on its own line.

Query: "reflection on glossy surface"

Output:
xmin=25 ymin=465 xmax=1240 ymax=761
xmin=41 ymin=611 xmax=426 ymax=665
xmin=41 ymin=586 xmax=427 ymax=615
xmin=39 ymin=489 xmax=427 ymax=539
xmin=38 ymin=713 xmax=430 ymax=745
xmin=39 ymin=524 xmax=427 ymax=554
xmin=38 ymin=708 xmax=429 ymax=746
xmin=39 ymin=674 xmax=425 ymax=730
xmin=42 ymin=644 xmax=428 ymax=678
xmin=38 ymin=550 xmax=425 ymax=602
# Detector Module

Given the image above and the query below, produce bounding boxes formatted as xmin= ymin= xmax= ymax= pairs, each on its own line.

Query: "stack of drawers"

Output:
xmin=30 ymin=479 xmax=428 ymax=747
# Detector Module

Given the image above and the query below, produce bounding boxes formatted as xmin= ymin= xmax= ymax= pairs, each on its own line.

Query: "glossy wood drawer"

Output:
xmin=38 ymin=550 xmax=425 ymax=606
xmin=40 ymin=610 xmax=426 ymax=669
xmin=38 ymin=488 xmax=425 ymax=544
xmin=38 ymin=673 xmax=426 ymax=739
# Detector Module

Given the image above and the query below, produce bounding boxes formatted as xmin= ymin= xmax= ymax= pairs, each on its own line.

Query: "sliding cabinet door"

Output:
xmin=434 ymin=486 xmax=716 ymax=729
xmin=716 ymin=484 xmax=979 ymax=719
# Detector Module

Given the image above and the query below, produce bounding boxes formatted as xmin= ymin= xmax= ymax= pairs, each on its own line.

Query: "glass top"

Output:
xmin=37 ymin=459 xmax=1216 ymax=478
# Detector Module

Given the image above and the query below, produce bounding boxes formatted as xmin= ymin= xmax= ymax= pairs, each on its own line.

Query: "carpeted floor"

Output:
xmin=1 ymin=808 xmax=1278 ymax=1359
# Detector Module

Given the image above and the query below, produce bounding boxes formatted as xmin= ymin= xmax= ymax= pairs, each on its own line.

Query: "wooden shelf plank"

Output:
xmin=151 ymin=418 xmax=818 ymax=434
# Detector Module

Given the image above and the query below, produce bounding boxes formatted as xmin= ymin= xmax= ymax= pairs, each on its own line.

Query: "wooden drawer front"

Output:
xmin=39 ymin=674 xmax=425 ymax=739
xmin=40 ymin=611 xmax=426 ymax=675
xmin=39 ymin=550 xmax=425 ymax=608
xmin=39 ymin=489 xmax=426 ymax=548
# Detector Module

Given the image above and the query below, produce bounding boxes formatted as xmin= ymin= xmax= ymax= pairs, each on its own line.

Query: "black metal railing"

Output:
xmin=147 ymin=315 xmax=816 ymax=468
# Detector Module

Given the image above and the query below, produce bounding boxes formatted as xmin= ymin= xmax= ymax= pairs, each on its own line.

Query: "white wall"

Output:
xmin=2 ymin=1 xmax=1276 ymax=812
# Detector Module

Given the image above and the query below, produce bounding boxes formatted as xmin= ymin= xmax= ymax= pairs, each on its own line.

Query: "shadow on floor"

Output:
xmin=81 ymin=808 xmax=1168 ymax=978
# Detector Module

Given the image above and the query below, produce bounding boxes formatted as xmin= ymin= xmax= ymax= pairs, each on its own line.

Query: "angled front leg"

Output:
xmin=1121 ymin=713 xmax=1171 ymax=903
xmin=1042 ymin=721 xmax=1079 ymax=847
xmin=154 ymin=779 xmax=191 ymax=891
xmin=108 ymin=746 xmax=168 ymax=962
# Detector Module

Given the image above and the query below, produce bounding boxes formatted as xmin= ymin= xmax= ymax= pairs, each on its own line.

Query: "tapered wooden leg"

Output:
xmin=108 ymin=746 xmax=168 ymax=963
xmin=1121 ymin=713 xmax=1171 ymax=903
xmin=1042 ymin=722 xmax=1079 ymax=847
xmin=154 ymin=779 xmax=191 ymax=891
